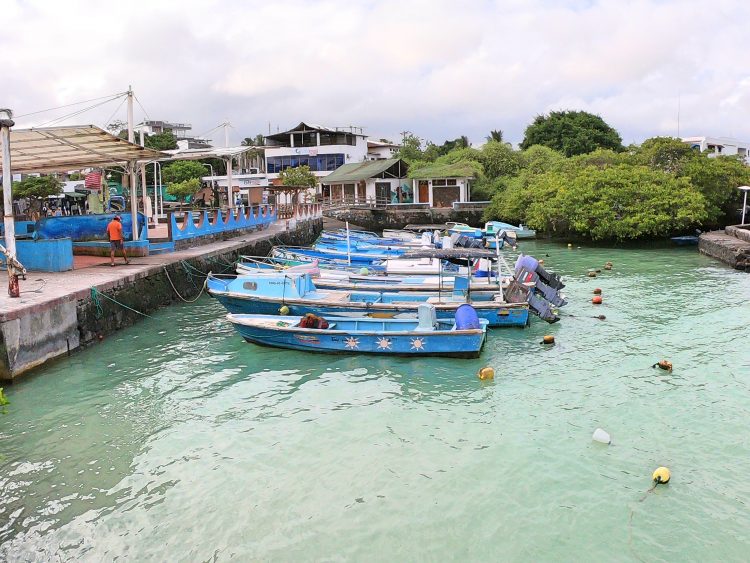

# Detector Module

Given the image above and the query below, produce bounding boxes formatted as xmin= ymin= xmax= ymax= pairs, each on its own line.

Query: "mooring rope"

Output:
xmin=90 ymin=287 xmax=153 ymax=318
xmin=163 ymin=266 xmax=209 ymax=303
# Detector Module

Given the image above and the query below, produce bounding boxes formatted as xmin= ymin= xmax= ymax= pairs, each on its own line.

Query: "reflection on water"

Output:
xmin=1 ymin=242 xmax=749 ymax=561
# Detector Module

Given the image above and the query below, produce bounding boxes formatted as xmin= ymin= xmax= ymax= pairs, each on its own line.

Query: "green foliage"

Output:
xmin=162 ymin=160 xmax=207 ymax=185
xmin=486 ymin=130 xmax=504 ymax=143
xmin=632 ymin=137 xmax=696 ymax=173
xmin=146 ymin=131 xmax=178 ymax=150
xmin=517 ymin=145 xmax=566 ymax=174
xmin=408 ymin=160 xmax=483 ymax=180
xmin=242 ymin=134 xmax=265 ymax=146
xmin=434 ymin=147 xmax=482 ymax=166
xmin=167 ymin=177 xmax=201 ymax=202
xmin=68 ymin=172 xmax=84 ymax=181
xmin=478 ymin=141 xmax=521 ymax=179
xmin=0 ymin=387 xmax=9 ymax=414
xmin=520 ymin=110 xmax=623 ymax=156
xmin=395 ymin=133 xmax=425 ymax=163
xmin=680 ymin=156 xmax=750 ymax=224
xmin=13 ymin=176 xmax=62 ymax=199
xmin=279 ymin=165 xmax=317 ymax=188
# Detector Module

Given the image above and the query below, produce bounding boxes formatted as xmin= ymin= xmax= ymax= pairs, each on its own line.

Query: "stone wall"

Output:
xmin=699 ymin=229 xmax=750 ymax=270
xmin=325 ymin=207 xmax=487 ymax=231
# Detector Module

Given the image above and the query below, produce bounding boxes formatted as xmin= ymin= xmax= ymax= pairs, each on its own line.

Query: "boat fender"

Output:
xmin=652 ymin=360 xmax=672 ymax=372
xmin=359 ymin=267 xmax=370 ymax=276
xmin=478 ymin=367 xmax=494 ymax=380
xmin=455 ymin=304 xmax=481 ymax=330
xmin=652 ymin=467 xmax=670 ymax=484
xmin=279 ymin=305 xmax=290 ymax=315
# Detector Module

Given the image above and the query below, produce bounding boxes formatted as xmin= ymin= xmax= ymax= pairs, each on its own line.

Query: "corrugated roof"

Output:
xmin=320 ymin=158 xmax=405 ymax=184
xmin=408 ymin=161 xmax=481 ymax=179
xmin=0 ymin=125 xmax=167 ymax=174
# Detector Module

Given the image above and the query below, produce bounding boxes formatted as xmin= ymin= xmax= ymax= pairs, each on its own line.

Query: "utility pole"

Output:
xmin=0 ymin=108 xmax=24 ymax=297
xmin=127 ymin=86 xmax=139 ymax=240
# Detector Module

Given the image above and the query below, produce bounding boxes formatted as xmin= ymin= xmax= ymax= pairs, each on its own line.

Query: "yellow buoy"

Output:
xmin=541 ymin=335 xmax=555 ymax=345
xmin=567 ymin=243 xmax=573 ymax=248
xmin=279 ymin=305 xmax=290 ymax=315
xmin=652 ymin=467 xmax=671 ymax=484
xmin=478 ymin=367 xmax=495 ymax=380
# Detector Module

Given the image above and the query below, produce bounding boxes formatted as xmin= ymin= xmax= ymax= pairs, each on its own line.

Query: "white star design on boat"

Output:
xmin=376 ymin=337 xmax=392 ymax=350
xmin=345 ymin=336 xmax=360 ymax=349
xmin=410 ymin=338 xmax=425 ymax=350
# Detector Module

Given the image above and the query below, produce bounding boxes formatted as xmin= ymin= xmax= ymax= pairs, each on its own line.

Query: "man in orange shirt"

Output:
xmin=106 ymin=215 xmax=129 ymax=267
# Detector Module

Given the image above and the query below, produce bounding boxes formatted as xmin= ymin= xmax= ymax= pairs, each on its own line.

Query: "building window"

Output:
xmin=267 ymin=153 xmax=345 ymax=173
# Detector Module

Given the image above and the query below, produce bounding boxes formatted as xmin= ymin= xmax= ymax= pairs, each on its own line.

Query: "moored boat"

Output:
xmin=485 ymin=221 xmax=536 ymax=239
xmin=227 ymin=304 xmax=488 ymax=357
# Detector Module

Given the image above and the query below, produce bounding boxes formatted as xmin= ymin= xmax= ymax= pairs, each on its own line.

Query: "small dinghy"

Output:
xmin=227 ymin=304 xmax=488 ymax=358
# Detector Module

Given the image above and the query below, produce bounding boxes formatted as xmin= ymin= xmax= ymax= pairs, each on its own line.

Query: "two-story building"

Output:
xmin=682 ymin=136 xmax=750 ymax=165
xmin=264 ymin=122 xmax=369 ymax=198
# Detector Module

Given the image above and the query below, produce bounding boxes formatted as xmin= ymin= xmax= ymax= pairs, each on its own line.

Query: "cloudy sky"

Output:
xmin=2 ymin=0 xmax=749 ymax=147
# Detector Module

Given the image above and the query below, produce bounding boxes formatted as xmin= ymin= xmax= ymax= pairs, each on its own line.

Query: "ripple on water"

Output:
xmin=1 ymin=243 xmax=750 ymax=560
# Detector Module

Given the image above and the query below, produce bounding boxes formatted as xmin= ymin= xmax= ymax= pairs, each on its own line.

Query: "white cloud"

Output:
xmin=1 ymin=0 xmax=749 ymax=146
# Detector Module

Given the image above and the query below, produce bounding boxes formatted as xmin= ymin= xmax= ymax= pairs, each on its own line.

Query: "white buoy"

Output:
xmin=592 ymin=428 xmax=611 ymax=445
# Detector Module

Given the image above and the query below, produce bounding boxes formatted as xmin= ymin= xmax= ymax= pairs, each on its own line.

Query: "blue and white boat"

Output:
xmin=226 ymin=304 xmax=488 ymax=358
xmin=207 ymin=272 xmax=530 ymax=327
xmin=485 ymin=221 xmax=536 ymax=240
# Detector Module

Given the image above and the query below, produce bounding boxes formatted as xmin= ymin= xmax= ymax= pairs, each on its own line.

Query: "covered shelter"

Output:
xmin=408 ymin=161 xmax=480 ymax=208
xmin=0 ymin=124 xmax=167 ymax=243
xmin=320 ymin=158 xmax=409 ymax=205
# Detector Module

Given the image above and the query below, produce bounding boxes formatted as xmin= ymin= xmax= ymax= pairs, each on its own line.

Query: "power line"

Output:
xmin=14 ymin=91 xmax=128 ymax=119
xmin=133 ymin=93 xmax=151 ymax=122
xmin=103 ymin=96 xmax=128 ymax=130
xmin=38 ymin=93 xmax=127 ymax=127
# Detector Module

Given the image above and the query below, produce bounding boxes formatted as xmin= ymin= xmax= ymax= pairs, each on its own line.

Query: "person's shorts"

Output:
xmin=110 ymin=240 xmax=124 ymax=251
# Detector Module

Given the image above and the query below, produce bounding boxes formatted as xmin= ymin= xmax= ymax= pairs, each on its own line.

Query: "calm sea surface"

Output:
xmin=1 ymin=242 xmax=749 ymax=562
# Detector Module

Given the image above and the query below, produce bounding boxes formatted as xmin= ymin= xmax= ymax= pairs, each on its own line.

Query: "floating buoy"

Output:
xmin=652 ymin=360 xmax=672 ymax=372
xmin=567 ymin=243 xmax=573 ymax=247
xmin=652 ymin=467 xmax=671 ymax=484
xmin=604 ymin=264 xmax=612 ymax=270
xmin=540 ymin=335 xmax=555 ymax=345
xmin=279 ymin=305 xmax=290 ymax=315
xmin=592 ymin=296 xmax=603 ymax=304
xmin=593 ymin=314 xmax=606 ymax=320
xmin=595 ymin=269 xmax=602 ymax=273
xmin=593 ymin=288 xmax=602 ymax=295
xmin=478 ymin=367 xmax=495 ymax=380
xmin=592 ymin=428 xmax=611 ymax=444
xmin=606 ymin=261 xmax=613 ymax=267
xmin=359 ymin=267 xmax=370 ymax=276
xmin=588 ymin=272 xmax=597 ymax=278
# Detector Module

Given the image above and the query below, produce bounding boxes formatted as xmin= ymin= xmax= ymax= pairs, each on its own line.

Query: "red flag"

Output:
xmin=84 ymin=171 xmax=102 ymax=190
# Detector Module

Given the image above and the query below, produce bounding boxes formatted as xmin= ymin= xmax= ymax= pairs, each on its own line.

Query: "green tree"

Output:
xmin=520 ymin=110 xmax=623 ymax=156
xmin=146 ymin=131 xmax=178 ymax=150
xmin=632 ymin=136 xmax=696 ymax=173
xmin=279 ymin=165 xmax=317 ymax=188
xmin=13 ymin=176 xmax=62 ymax=199
xmin=242 ymin=134 xmax=265 ymax=146
xmin=478 ymin=141 xmax=521 ymax=179
xmin=680 ymin=156 xmax=750 ymax=224
xmin=486 ymin=130 xmax=504 ymax=143
xmin=395 ymin=133 xmax=425 ymax=163
xmin=162 ymin=160 xmax=207 ymax=185
xmin=167 ymin=177 xmax=201 ymax=203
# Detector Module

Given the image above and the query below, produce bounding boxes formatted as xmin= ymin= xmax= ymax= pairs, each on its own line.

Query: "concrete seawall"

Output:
xmin=0 ymin=219 xmax=322 ymax=381
xmin=699 ymin=227 xmax=750 ymax=270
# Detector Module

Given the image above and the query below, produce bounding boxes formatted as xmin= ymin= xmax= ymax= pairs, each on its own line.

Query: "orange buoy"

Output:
xmin=653 ymin=360 xmax=673 ymax=372
xmin=478 ymin=367 xmax=495 ymax=380
xmin=592 ymin=295 xmax=603 ymax=305
xmin=540 ymin=335 xmax=555 ymax=345
xmin=593 ymin=288 xmax=602 ymax=295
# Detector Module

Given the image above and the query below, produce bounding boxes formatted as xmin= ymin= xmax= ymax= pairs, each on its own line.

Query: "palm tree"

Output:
xmin=486 ymin=129 xmax=504 ymax=143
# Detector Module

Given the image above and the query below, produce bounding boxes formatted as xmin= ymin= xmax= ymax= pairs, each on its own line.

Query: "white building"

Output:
xmin=682 ymin=136 xmax=750 ymax=165
xmin=367 ymin=140 xmax=400 ymax=160
xmin=134 ymin=120 xmax=212 ymax=148
xmin=320 ymin=158 xmax=409 ymax=205
xmin=264 ymin=123 xmax=369 ymax=196
xmin=409 ymin=162 xmax=477 ymax=207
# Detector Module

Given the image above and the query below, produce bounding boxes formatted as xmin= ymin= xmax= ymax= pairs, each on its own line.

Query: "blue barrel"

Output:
xmin=455 ymin=304 xmax=481 ymax=329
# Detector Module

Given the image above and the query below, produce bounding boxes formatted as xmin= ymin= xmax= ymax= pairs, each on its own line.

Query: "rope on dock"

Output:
xmin=163 ymin=266 xmax=208 ymax=303
xmin=90 ymin=287 xmax=153 ymax=319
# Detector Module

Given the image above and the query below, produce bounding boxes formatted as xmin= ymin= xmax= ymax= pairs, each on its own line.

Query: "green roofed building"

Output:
xmin=320 ymin=158 xmax=410 ymax=205
xmin=408 ymin=161 xmax=480 ymax=208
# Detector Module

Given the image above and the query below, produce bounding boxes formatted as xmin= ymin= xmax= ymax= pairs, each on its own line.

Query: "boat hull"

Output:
xmin=228 ymin=315 xmax=486 ymax=357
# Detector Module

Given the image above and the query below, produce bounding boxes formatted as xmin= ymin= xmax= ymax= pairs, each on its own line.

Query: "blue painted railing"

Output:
xmin=168 ymin=206 xmax=277 ymax=242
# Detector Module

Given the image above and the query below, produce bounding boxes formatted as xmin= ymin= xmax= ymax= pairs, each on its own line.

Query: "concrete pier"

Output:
xmin=699 ymin=225 xmax=750 ymax=270
xmin=0 ymin=218 xmax=322 ymax=381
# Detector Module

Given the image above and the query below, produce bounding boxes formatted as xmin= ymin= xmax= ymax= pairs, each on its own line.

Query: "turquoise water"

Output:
xmin=1 ymin=242 xmax=749 ymax=561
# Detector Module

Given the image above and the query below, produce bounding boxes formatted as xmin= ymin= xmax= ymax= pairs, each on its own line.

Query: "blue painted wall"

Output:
xmin=170 ymin=206 xmax=276 ymax=242
xmin=1 ymin=238 xmax=74 ymax=272
xmin=35 ymin=213 xmax=147 ymax=242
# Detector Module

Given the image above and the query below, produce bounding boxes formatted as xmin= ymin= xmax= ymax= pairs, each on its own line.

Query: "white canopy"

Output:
xmin=0 ymin=125 xmax=167 ymax=174
xmin=160 ymin=145 xmax=262 ymax=162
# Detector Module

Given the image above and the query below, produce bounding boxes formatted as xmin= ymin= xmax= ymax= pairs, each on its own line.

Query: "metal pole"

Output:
xmin=226 ymin=156 xmax=233 ymax=211
xmin=741 ymin=188 xmax=749 ymax=225
xmin=139 ymin=130 xmax=149 ymax=225
xmin=0 ymin=108 xmax=20 ymax=297
xmin=346 ymin=221 xmax=351 ymax=266
xmin=127 ymin=86 xmax=134 ymax=143
xmin=129 ymin=161 xmax=139 ymax=241
xmin=158 ymin=162 xmax=164 ymax=216
xmin=153 ymin=161 xmax=159 ymax=222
